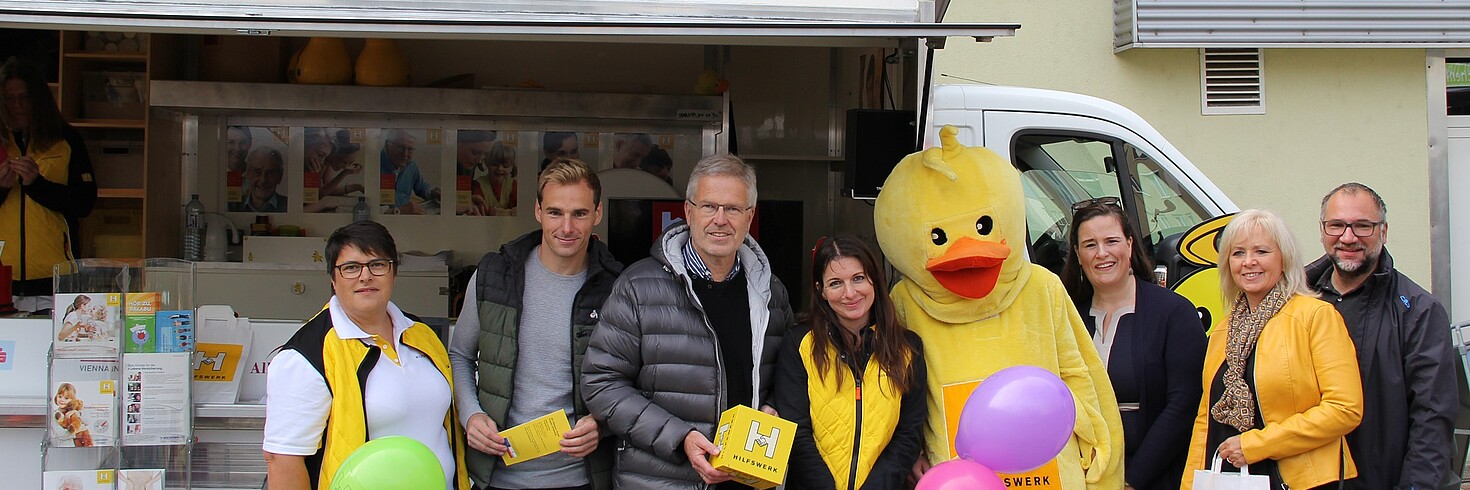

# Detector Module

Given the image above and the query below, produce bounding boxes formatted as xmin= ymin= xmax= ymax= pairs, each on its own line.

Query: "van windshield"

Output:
xmin=1020 ymin=169 xmax=1115 ymax=275
xmin=1013 ymin=132 xmax=1209 ymax=276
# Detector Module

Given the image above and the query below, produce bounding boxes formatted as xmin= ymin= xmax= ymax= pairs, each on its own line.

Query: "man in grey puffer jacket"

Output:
xmin=582 ymin=155 xmax=794 ymax=489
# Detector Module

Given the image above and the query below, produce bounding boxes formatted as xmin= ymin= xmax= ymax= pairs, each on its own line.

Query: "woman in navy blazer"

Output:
xmin=1061 ymin=197 xmax=1208 ymax=490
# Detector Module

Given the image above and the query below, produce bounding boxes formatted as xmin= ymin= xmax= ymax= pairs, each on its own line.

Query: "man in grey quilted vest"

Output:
xmin=582 ymin=154 xmax=794 ymax=489
xmin=449 ymin=159 xmax=624 ymax=490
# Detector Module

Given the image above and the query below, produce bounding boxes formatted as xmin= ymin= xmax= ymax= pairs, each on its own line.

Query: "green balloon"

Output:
xmin=330 ymin=436 xmax=445 ymax=490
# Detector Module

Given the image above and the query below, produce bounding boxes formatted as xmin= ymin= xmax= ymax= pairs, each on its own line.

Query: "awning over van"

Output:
xmin=0 ymin=0 xmax=1018 ymax=47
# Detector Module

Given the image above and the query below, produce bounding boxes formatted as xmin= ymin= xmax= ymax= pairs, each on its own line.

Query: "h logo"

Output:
xmin=743 ymin=421 xmax=781 ymax=458
xmin=194 ymin=351 xmax=228 ymax=371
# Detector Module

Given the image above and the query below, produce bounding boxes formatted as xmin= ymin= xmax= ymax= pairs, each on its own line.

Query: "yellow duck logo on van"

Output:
xmin=1169 ymin=213 xmax=1235 ymax=334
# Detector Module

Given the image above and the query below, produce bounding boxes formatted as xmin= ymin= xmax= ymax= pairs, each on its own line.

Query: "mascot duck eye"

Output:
xmin=875 ymin=125 xmax=1032 ymax=322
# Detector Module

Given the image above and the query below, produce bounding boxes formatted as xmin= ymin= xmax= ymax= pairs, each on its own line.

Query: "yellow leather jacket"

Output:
xmin=1183 ymin=294 xmax=1363 ymax=489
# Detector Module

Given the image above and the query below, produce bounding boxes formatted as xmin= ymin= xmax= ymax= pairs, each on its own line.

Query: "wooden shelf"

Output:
xmin=72 ymin=119 xmax=146 ymax=129
xmin=54 ymin=31 xmax=174 ymax=258
xmin=97 ymin=188 xmax=145 ymax=199
xmin=63 ymin=51 xmax=148 ymax=62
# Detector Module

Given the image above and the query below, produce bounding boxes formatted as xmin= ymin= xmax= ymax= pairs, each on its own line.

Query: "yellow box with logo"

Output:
xmin=708 ymin=404 xmax=796 ymax=489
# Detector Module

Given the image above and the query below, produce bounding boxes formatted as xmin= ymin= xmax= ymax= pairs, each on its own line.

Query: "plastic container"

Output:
xmin=203 ymin=213 xmax=236 ymax=262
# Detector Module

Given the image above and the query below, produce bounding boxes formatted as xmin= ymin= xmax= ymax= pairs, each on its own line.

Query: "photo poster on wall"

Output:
xmin=537 ymin=130 xmax=600 ymax=173
xmin=454 ymin=129 xmax=521 ymax=217
xmin=302 ymin=127 xmax=368 ymax=214
xmin=224 ymin=125 xmax=290 ymax=213
xmin=378 ymin=128 xmax=444 ymax=216
xmin=604 ymin=132 xmax=684 ymax=188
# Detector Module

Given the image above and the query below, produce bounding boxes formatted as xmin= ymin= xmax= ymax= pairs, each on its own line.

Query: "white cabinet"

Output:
xmin=195 ymin=262 xmax=448 ymax=320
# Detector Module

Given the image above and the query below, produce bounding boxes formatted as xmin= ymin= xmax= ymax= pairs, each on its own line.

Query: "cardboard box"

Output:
xmin=709 ymin=405 xmax=796 ymax=489
xmin=92 ymin=234 xmax=143 ymax=259
xmin=84 ymin=207 xmax=144 ymax=258
xmin=243 ymin=236 xmax=328 ymax=265
xmin=88 ymin=140 xmax=145 ymax=190
xmin=82 ymin=71 xmax=147 ymax=120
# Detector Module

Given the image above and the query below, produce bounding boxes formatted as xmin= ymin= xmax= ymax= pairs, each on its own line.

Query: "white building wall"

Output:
xmin=939 ymin=0 xmax=1434 ymax=284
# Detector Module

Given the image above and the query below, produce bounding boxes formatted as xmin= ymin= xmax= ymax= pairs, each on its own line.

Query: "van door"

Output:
xmin=981 ymin=111 xmax=1214 ymax=284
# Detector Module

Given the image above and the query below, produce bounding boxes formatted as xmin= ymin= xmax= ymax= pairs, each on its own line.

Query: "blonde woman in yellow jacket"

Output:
xmin=1183 ymin=210 xmax=1363 ymax=490
xmin=773 ymin=236 xmax=927 ymax=489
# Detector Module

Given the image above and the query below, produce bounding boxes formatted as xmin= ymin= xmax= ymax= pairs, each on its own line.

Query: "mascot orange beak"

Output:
xmin=925 ymin=237 xmax=1011 ymax=299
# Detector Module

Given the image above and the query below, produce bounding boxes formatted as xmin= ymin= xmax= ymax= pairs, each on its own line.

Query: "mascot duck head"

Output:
xmin=875 ymin=125 xmax=1031 ymax=323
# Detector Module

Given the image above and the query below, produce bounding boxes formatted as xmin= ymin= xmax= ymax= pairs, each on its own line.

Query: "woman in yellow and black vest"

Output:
xmin=0 ymin=57 xmax=97 ymax=310
xmin=773 ymin=235 xmax=927 ymax=489
xmin=262 ymin=221 xmax=470 ymax=490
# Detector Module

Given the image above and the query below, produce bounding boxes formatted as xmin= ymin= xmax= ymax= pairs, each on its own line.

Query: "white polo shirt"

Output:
xmin=263 ymin=297 xmax=454 ymax=486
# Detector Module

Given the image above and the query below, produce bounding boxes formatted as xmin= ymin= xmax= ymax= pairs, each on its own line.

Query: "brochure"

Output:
xmin=117 ymin=469 xmax=164 ymax=490
xmin=499 ymin=409 xmax=572 ymax=466
xmin=42 ymin=469 xmax=116 ymax=490
xmin=154 ymin=310 xmax=193 ymax=354
xmin=124 ymin=293 xmax=160 ymax=353
xmin=123 ymin=353 xmax=191 ymax=446
xmin=53 ymin=293 xmax=122 ymax=358
xmin=49 ymin=358 xmax=119 ymax=447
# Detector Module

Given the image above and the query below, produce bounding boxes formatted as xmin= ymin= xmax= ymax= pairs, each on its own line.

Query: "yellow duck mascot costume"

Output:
xmin=874 ymin=126 xmax=1123 ymax=488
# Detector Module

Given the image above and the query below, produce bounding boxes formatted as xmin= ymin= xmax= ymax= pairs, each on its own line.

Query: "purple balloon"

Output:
xmin=917 ymin=459 xmax=1007 ymax=490
xmin=954 ymin=365 xmax=1076 ymax=473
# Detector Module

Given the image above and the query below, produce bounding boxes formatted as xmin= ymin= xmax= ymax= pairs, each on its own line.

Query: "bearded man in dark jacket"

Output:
xmin=582 ymin=155 xmax=794 ymax=489
xmin=1306 ymin=183 xmax=1458 ymax=490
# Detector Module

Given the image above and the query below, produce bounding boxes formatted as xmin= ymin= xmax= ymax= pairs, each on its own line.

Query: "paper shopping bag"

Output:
xmin=192 ymin=305 xmax=253 ymax=403
xmin=1193 ymin=455 xmax=1270 ymax=490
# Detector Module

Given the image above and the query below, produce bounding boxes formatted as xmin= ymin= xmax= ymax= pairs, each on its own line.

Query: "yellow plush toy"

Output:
xmin=874 ymin=126 xmax=1123 ymax=488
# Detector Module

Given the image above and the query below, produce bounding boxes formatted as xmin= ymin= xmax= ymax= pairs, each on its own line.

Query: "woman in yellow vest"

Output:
xmin=0 ymin=57 xmax=98 ymax=311
xmin=773 ymin=235 xmax=927 ymax=489
xmin=263 ymin=221 xmax=470 ymax=489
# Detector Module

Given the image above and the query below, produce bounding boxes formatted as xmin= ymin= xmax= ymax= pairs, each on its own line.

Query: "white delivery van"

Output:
xmin=926 ymin=84 xmax=1240 ymax=325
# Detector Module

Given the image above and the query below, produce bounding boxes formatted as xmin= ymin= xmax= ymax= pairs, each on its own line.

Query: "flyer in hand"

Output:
xmin=499 ymin=409 xmax=572 ymax=466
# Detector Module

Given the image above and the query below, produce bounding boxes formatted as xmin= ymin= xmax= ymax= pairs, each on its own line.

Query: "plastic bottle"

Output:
xmin=183 ymin=194 xmax=205 ymax=261
xmin=352 ymin=196 xmax=371 ymax=222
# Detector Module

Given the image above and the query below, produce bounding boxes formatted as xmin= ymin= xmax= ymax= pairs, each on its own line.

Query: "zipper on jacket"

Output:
xmin=844 ymin=353 xmax=863 ymax=490
xmin=704 ymin=312 xmax=727 ymax=416
xmin=665 ymin=259 xmax=730 ymax=415
xmin=682 ymin=276 xmax=728 ymax=420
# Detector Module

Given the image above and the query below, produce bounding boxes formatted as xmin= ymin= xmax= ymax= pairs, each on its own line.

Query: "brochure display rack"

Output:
xmin=44 ymin=259 xmax=194 ymax=490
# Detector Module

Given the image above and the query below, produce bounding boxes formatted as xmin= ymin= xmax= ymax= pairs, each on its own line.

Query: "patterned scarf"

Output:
xmin=1210 ymin=282 xmax=1291 ymax=432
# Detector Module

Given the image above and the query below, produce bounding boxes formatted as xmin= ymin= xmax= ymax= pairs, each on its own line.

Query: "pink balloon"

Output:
xmin=917 ymin=459 xmax=1007 ymax=490
xmin=954 ymin=365 xmax=1076 ymax=473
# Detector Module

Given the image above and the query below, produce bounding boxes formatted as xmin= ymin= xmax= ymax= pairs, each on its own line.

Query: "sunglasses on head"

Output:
xmin=1071 ymin=196 xmax=1122 ymax=211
